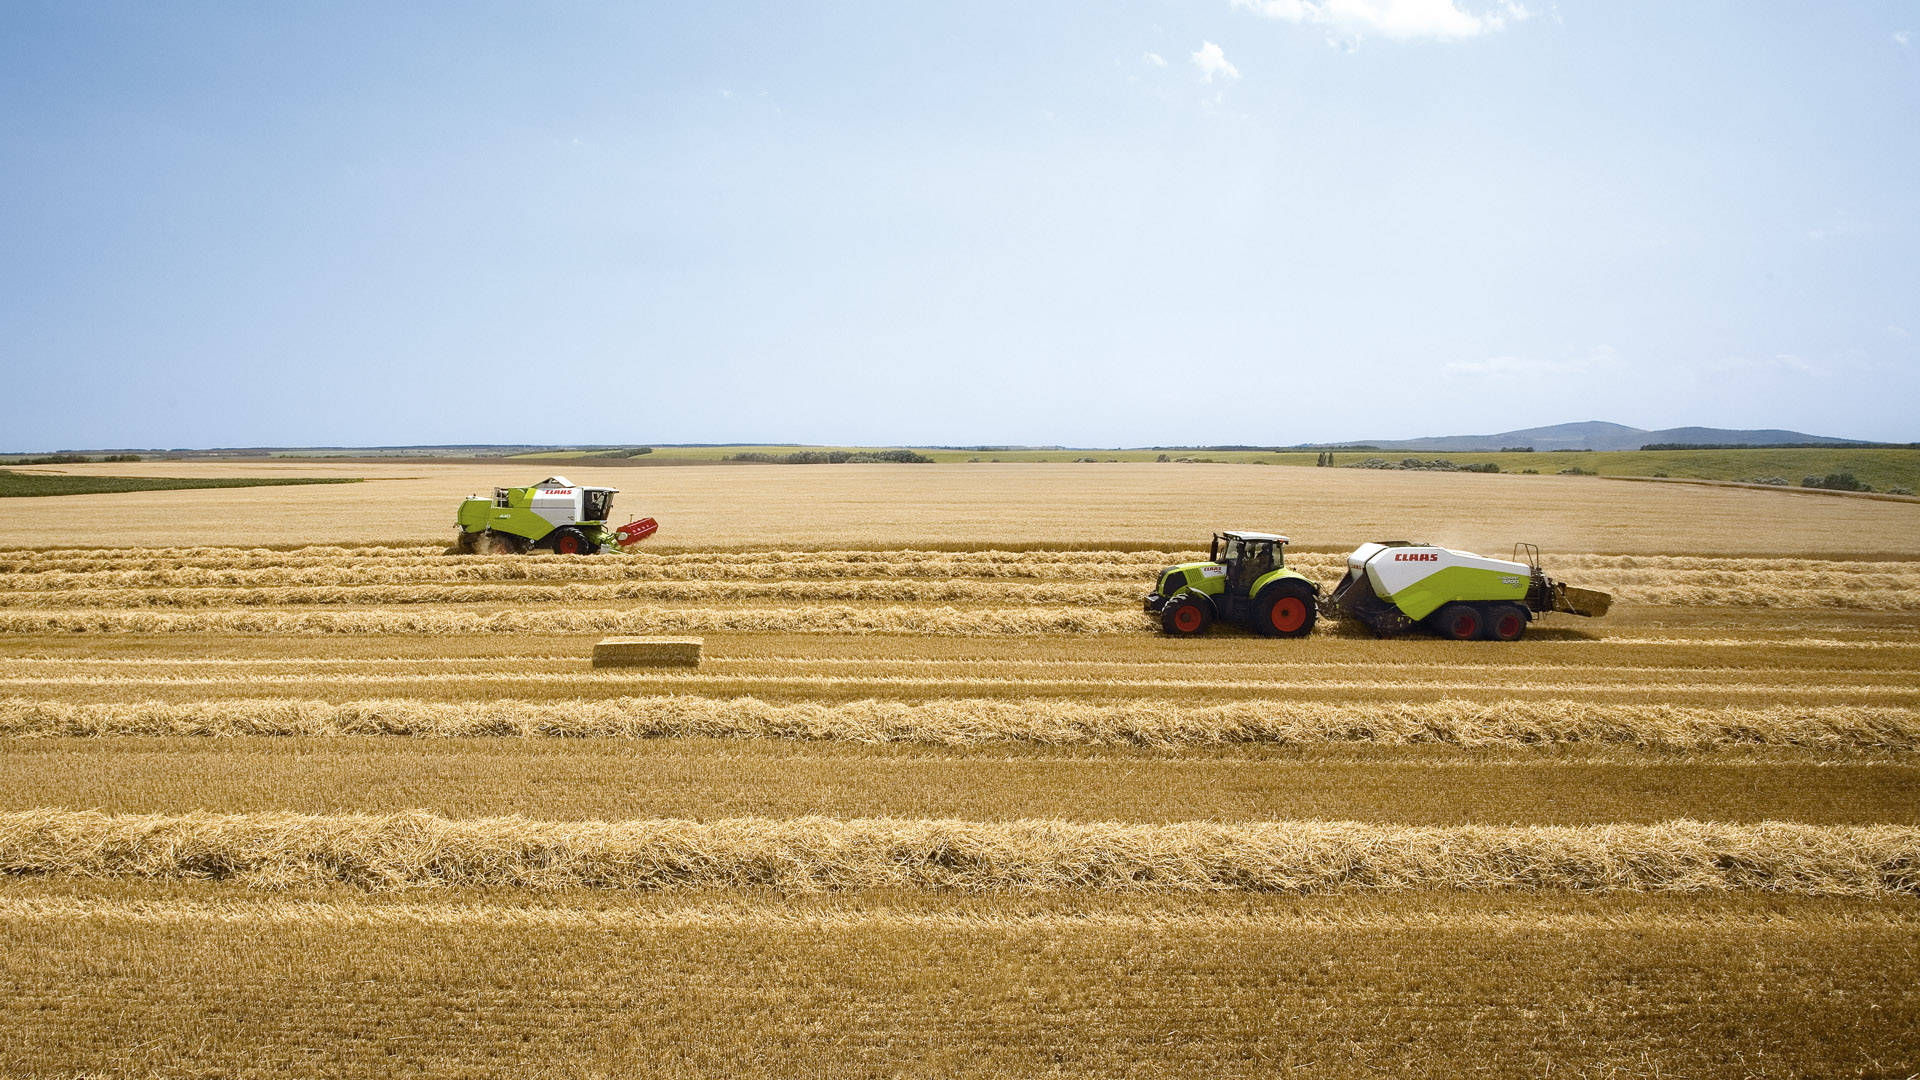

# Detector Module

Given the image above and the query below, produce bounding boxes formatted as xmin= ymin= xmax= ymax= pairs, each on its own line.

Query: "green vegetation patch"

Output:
xmin=0 ymin=472 xmax=363 ymax=499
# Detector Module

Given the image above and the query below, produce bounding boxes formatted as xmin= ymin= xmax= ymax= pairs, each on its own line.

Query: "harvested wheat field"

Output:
xmin=2 ymin=464 xmax=1918 ymax=1077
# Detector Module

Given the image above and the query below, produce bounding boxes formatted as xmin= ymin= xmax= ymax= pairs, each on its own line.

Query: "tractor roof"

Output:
xmin=1220 ymin=531 xmax=1290 ymax=544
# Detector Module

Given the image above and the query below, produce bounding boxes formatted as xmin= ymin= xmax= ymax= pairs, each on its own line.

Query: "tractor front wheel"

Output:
xmin=1257 ymin=585 xmax=1317 ymax=638
xmin=1485 ymin=603 xmax=1528 ymax=641
xmin=549 ymin=527 xmax=591 ymax=555
xmin=1160 ymin=595 xmax=1213 ymax=637
xmin=1431 ymin=603 xmax=1482 ymax=641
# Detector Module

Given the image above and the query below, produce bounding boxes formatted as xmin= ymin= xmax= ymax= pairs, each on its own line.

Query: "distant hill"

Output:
xmin=1300 ymin=421 xmax=1863 ymax=453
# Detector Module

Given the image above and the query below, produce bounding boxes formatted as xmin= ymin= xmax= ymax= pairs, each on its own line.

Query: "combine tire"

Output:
xmin=1432 ymin=603 xmax=1482 ymax=641
xmin=549 ymin=527 xmax=591 ymax=555
xmin=1160 ymin=595 xmax=1213 ymax=637
xmin=1257 ymin=584 xmax=1317 ymax=638
xmin=1485 ymin=603 xmax=1528 ymax=642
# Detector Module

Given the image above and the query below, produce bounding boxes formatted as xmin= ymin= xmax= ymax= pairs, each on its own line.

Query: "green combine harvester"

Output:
xmin=453 ymin=476 xmax=657 ymax=554
xmin=1146 ymin=533 xmax=1610 ymax=641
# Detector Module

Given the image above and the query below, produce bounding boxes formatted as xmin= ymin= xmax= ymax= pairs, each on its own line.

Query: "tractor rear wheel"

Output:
xmin=1432 ymin=603 xmax=1482 ymax=641
xmin=1160 ymin=595 xmax=1213 ymax=637
xmin=1256 ymin=584 xmax=1317 ymax=638
xmin=1485 ymin=603 xmax=1528 ymax=642
xmin=549 ymin=527 xmax=591 ymax=555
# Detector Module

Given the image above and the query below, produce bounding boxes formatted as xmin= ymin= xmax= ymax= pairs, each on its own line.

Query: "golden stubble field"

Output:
xmin=1 ymin=462 xmax=1917 ymax=1078
xmin=8 ymin=459 xmax=1920 ymax=554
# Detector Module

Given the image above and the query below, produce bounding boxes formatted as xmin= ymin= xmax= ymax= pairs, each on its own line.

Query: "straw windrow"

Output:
xmin=2 ymin=696 xmax=1915 ymax=750
xmin=0 ymin=810 xmax=1913 ymax=894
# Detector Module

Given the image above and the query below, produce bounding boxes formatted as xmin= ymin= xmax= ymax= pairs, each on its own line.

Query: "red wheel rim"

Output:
xmin=1173 ymin=606 xmax=1203 ymax=632
xmin=556 ymin=535 xmax=582 ymax=554
xmin=1270 ymin=597 xmax=1307 ymax=633
xmin=1452 ymin=614 xmax=1477 ymax=638
xmin=1496 ymin=614 xmax=1523 ymax=639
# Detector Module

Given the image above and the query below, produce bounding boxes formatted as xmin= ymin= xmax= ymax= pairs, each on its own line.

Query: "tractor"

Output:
xmin=453 ymin=476 xmax=657 ymax=554
xmin=1143 ymin=531 xmax=1320 ymax=637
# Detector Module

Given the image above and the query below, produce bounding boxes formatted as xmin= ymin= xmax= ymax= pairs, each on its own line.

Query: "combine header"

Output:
xmin=453 ymin=476 xmax=657 ymax=554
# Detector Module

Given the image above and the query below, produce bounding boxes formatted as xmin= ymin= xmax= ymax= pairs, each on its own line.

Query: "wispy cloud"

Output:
xmin=1143 ymin=51 xmax=1167 ymax=67
xmin=1896 ymin=30 xmax=1911 ymax=47
xmin=1712 ymin=354 xmax=1826 ymax=376
xmin=1191 ymin=41 xmax=1241 ymax=82
xmin=1447 ymin=345 xmax=1619 ymax=377
xmin=1230 ymin=0 xmax=1529 ymax=42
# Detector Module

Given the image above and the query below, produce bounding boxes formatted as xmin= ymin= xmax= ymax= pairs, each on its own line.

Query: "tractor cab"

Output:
xmin=1211 ymin=531 xmax=1289 ymax=595
xmin=1144 ymin=530 xmax=1320 ymax=638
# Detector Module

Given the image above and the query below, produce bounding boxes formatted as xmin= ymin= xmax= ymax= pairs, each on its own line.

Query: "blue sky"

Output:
xmin=2 ymin=1 xmax=1916 ymax=449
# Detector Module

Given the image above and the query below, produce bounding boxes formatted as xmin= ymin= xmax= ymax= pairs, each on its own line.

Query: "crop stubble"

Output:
xmin=1 ymin=494 xmax=1917 ymax=1076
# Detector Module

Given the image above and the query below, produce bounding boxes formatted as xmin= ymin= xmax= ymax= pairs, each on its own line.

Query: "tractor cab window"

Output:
xmin=493 ymin=488 xmax=510 ymax=508
xmin=1232 ymin=541 xmax=1273 ymax=590
xmin=1218 ymin=538 xmax=1243 ymax=566
xmin=1244 ymin=542 xmax=1273 ymax=576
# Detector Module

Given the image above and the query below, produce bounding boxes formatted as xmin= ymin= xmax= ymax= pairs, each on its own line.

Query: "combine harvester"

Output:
xmin=1147 ymin=533 xmax=1609 ymax=641
xmin=452 ymin=477 xmax=657 ymax=554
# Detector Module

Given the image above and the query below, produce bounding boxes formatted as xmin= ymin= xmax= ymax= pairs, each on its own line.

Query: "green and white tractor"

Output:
xmin=1143 ymin=532 xmax=1321 ymax=637
xmin=453 ymin=476 xmax=657 ymax=555
xmin=1321 ymin=541 xmax=1612 ymax=640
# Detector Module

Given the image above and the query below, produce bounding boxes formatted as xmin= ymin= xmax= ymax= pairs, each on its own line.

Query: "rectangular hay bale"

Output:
xmin=593 ymin=636 xmax=702 ymax=668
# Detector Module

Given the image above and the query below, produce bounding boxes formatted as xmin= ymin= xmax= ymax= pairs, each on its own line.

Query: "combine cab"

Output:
xmin=453 ymin=476 xmax=657 ymax=554
xmin=1322 ymin=541 xmax=1611 ymax=640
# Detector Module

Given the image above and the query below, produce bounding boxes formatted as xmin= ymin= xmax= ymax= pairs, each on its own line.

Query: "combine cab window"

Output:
xmin=493 ymin=488 xmax=511 ymax=508
xmin=583 ymin=490 xmax=612 ymax=523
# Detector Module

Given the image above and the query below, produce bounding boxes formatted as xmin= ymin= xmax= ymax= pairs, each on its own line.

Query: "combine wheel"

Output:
xmin=1160 ymin=595 xmax=1214 ymax=637
xmin=1485 ymin=603 xmax=1528 ymax=642
xmin=1256 ymin=584 xmax=1317 ymax=638
xmin=549 ymin=527 xmax=591 ymax=555
xmin=1431 ymin=603 xmax=1482 ymax=641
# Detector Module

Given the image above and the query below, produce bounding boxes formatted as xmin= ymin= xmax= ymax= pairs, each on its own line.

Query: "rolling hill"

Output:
xmin=1303 ymin=421 xmax=1859 ymax=453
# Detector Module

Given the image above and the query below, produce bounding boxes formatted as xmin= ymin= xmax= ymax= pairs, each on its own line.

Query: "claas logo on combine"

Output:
xmin=1393 ymin=553 xmax=1439 ymax=562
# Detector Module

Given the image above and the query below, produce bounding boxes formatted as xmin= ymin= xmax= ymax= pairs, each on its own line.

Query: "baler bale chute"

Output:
xmin=452 ymin=476 xmax=657 ymax=555
xmin=1322 ymin=541 xmax=1611 ymax=640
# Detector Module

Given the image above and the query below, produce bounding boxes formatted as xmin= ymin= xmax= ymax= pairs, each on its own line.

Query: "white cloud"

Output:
xmin=1191 ymin=41 xmax=1241 ymax=82
xmin=1896 ymin=30 xmax=1911 ymax=47
xmin=1230 ymin=0 xmax=1529 ymax=42
xmin=1144 ymin=51 xmax=1167 ymax=67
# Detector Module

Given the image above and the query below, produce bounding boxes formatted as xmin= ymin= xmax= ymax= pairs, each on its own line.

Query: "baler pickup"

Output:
xmin=1540 ymin=580 xmax=1613 ymax=619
